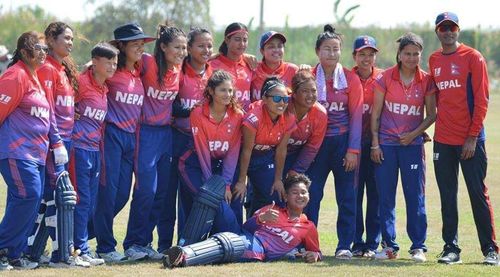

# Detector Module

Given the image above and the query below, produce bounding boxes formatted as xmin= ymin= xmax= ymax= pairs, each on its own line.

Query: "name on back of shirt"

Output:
xmin=436 ymin=79 xmax=461 ymax=90
xmin=146 ymin=86 xmax=177 ymax=101
xmin=385 ymin=101 xmax=421 ymax=116
xmin=115 ymin=91 xmax=144 ymax=105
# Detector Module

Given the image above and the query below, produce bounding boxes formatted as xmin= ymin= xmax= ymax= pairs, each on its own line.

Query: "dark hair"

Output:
xmin=315 ymin=24 xmax=343 ymax=51
xmin=8 ymin=31 xmax=42 ymax=68
xmin=261 ymin=76 xmax=286 ymax=97
xmin=396 ymin=32 xmax=424 ymax=67
xmin=183 ymin=27 xmax=212 ymax=72
xmin=203 ymin=69 xmax=241 ymax=111
xmin=291 ymin=69 xmax=316 ymax=94
xmin=91 ymin=42 xmax=119 ymax=59
xmin=154 ymin=23 xmax=186 ymax=87
xmin=284 ymin=174 xmax=311 ymax=192
xmin=44 ymin=22 xmax=79 ymax=92
xmin=218 ymin=22 xmax=248 ymax=56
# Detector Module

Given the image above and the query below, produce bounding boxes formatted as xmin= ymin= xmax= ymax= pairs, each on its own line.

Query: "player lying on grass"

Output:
xmin=162 ymin=174 xmax=322 ymax=268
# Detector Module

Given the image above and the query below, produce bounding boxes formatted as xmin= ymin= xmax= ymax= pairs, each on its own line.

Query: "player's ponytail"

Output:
xmin=315 ymin=24 xmax=343 ymax=50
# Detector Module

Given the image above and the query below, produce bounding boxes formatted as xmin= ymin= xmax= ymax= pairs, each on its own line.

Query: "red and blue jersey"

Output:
xmin=190 ymin=102 xmax=243 ymax=185
xmin=353 ymin=66 xmax=384 ymax=144
xmin=209 ymin=55 xmax=252 ymax=111
xmin=140 ymin=53 xmax=180 ymax=126
xmin=242 ymin=205 xmax=321 ymax=261
xmin=173 ymin=61 xmax=213 ymax=134
xmin=105 ymin=66 xmax=144 ymax=133
xmin=287 ymin=101 xmax=327 ymax=173
xmin=37 ymin=55 xmax=75 ymax=141
xmin=429 ymin=44 xmax=489 ymax=145
xmin=72 ymin=68 xmax=108 ymax=151
xmin=243 ymin=101 xmax=297 ymax=153
xmin=251 ymin=61 xmax=298 ymax=101
xmin=374 ymin=65 xmax=436 ymax=146
xmin=313 ymin=65 xmax=363 ymax=153
xmin=0 ymin=61 xmax=57 ymax=164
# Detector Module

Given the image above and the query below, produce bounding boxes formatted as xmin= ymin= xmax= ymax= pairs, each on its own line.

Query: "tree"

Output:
xmin=333 ymin=0 xmax=359 ymax=27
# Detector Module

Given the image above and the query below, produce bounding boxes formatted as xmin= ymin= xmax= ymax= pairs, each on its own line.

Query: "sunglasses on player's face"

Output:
xmin=266 ymin=94 xmax=290 ymax=103
xmin=437 ymin=24 xmax=459 ymax=33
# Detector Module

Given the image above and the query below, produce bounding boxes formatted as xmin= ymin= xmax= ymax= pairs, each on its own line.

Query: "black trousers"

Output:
xmin=433 ymin=141 xmax=498 ymax=255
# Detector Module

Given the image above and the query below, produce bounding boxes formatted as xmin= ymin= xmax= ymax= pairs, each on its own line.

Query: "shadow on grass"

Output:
xmin=311 ymin=255 xmax=434 ymax=268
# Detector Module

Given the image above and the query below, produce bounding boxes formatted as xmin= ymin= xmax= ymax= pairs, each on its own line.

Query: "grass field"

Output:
xmin=1 ymin=94 xmax=500 ymax=276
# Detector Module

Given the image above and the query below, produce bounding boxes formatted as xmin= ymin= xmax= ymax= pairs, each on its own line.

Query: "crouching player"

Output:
xmin=162 ymin=174 xmax=322 ymax=268
xmin=68 ymin=42 xmax=119 ymax=266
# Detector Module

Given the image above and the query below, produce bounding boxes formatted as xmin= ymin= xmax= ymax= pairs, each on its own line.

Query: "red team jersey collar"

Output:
xmin=201 ymin=101 xmax=231 ymax=123
xmin=261 ymin=102 xmax=287 ymax=127
xmin=183 ymin=61 xmax=212 ymax=78
xmin=259 ymin=60 xmax=286 ymax=76
xmin=391 ymin=64 xmax=424 ymax=83
xmin=45 ymin=55 xmax=65 ymax=71
xmin=217 ymin=53 xmax=247 ymax=68
xmin=85 ymin=67 xmax=108 ymax=96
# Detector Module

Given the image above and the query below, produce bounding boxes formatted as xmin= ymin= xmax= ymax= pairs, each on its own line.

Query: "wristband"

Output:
xmin=370 ymin=145 xmax=380 ymax=150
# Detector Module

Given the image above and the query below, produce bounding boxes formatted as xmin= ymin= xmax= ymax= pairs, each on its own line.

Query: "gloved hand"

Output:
xmin=53 ymin=145 xmax=68 ymax=165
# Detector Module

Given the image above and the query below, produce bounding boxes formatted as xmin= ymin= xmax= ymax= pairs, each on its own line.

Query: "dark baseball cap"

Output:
xmin=353 ymin=35 xmax=378 ymax=52
xmin=260 ymin=31 xmax=286 ymax=49
xmin=435 ymin=12 xmax=459 ymax=27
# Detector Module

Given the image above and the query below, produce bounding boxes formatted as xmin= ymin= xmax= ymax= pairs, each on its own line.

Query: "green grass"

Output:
xmin=2 ymin=94 xmax=500 ymax=276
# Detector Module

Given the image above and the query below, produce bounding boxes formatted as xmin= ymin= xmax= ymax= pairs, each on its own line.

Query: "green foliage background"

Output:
xmin=1 ymin=2 xmax=499 ymax=86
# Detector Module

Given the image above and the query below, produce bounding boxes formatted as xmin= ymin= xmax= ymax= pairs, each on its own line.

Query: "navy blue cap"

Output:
xmin=353 ymin=35 xmax=378 ymax=52
xmin=260 ymin=31 xmax=286 ymax=49
xmin=112 ymin=23 xmax=156 ymax=43
xmin=435 ymin=12 xmax=459 ymax=27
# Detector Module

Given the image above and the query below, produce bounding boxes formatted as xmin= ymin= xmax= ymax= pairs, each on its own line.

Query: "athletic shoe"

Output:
xmin=39 ymin=251 xmax=51 ymax=265
xmin=48 ymin=256 xmax=91 ymax=268
xmin=125 ymin=245 xmax=148 ymax=261
xmin=80 ymin=253 xmax=105 ymax=266
xmin=363 ymin=249 xmax=376 ymax=258
xmin=97 ymin=251 xmax=128 ymax=263
xmin=335 ymin=249 xmax=353 ymax=260
xmin=351 ymin=249 xmax=364 ymax=258
xmin=140 ymin=244 xmax=164 ymax=260
xmin=410 ymin=249 xmax=426 ymax=263
xmin=10 ymin=257 xmax=39 ymax=270
xmin=483 ymin=251 xmax=499 ymax=266
xmin=437 ymin=249 xmax=462 ymax=265
xmin=162 ymin=246 xmax=185 ymax=269
xmin=0 ymin=249 xmax=12 ymax=271
xmin=374 ymin=247 xmax=398 ymax=260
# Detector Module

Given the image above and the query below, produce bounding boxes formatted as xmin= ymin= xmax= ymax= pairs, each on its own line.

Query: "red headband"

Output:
xmin=225 ymin=29 xmax=248 ymax=38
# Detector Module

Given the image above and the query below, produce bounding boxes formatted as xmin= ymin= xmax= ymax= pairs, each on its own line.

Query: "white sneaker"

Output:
xmin=80 ymin=254 xmax=105 ymax=266
xmin=410 ymin=249 xmax=426 ymax=263
xmin=48 ymin=256 xmax=91 ymax=268
xmin=124 ymin=245 xmax=148 ymax=261
xmin=484 ymin=251 xmax=499 ymax=266
xmin=140 ymin=244 xmax=164 ymax=260
xmin=10 ymin=257 xmax=39 ymax=270
xmin=374 ymin=247 xmax=398 ymax=260
xmin=97 ymin=251 xmax=128 ymax=263
xmin=335 ymin=249 xmax=353 ymax=260
xmin=363 ymin=249 xmax=376 ymax=258
xmin=39 ymin=251 xmax=50 ymax=265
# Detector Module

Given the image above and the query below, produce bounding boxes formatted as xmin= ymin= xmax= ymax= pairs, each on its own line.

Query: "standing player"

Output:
xmin=33 ymin=21 xmax=78 ymax=267
xmin=284 ymin=70 xmax=327 ymax=177
xmin=232 ymin=77 xmax=297 ymax=223
xmin=351 ymin=35 xmax=383 ymax=258
xmin=251 ymin=31 xmax=298 ymax=101
xmin=371 ymin=32 xmax=436 ymax=262
xmin=178 ymin=70 xmax=243 ymax=235
xmin=123 ymin=24 xmax=186 ymax=261
xmin=210 ymin=22 xmax=253 ymax=111
xmin=69 ymin=42 xmax=119 ymax=266
xmin=167 ymin=27 xmax=213 ymax=251
xmin=0 ymin=31 xmax=51 ymax=271
xmin=306 ymin=25 xmax=363 ymax=259
xmin=162 ymin=174 xmax=321 ymax=268
xmin=429 ymin=12 xmax=499 ymax=265
xmin=93 ymin=23 xmax=155 ymax=262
